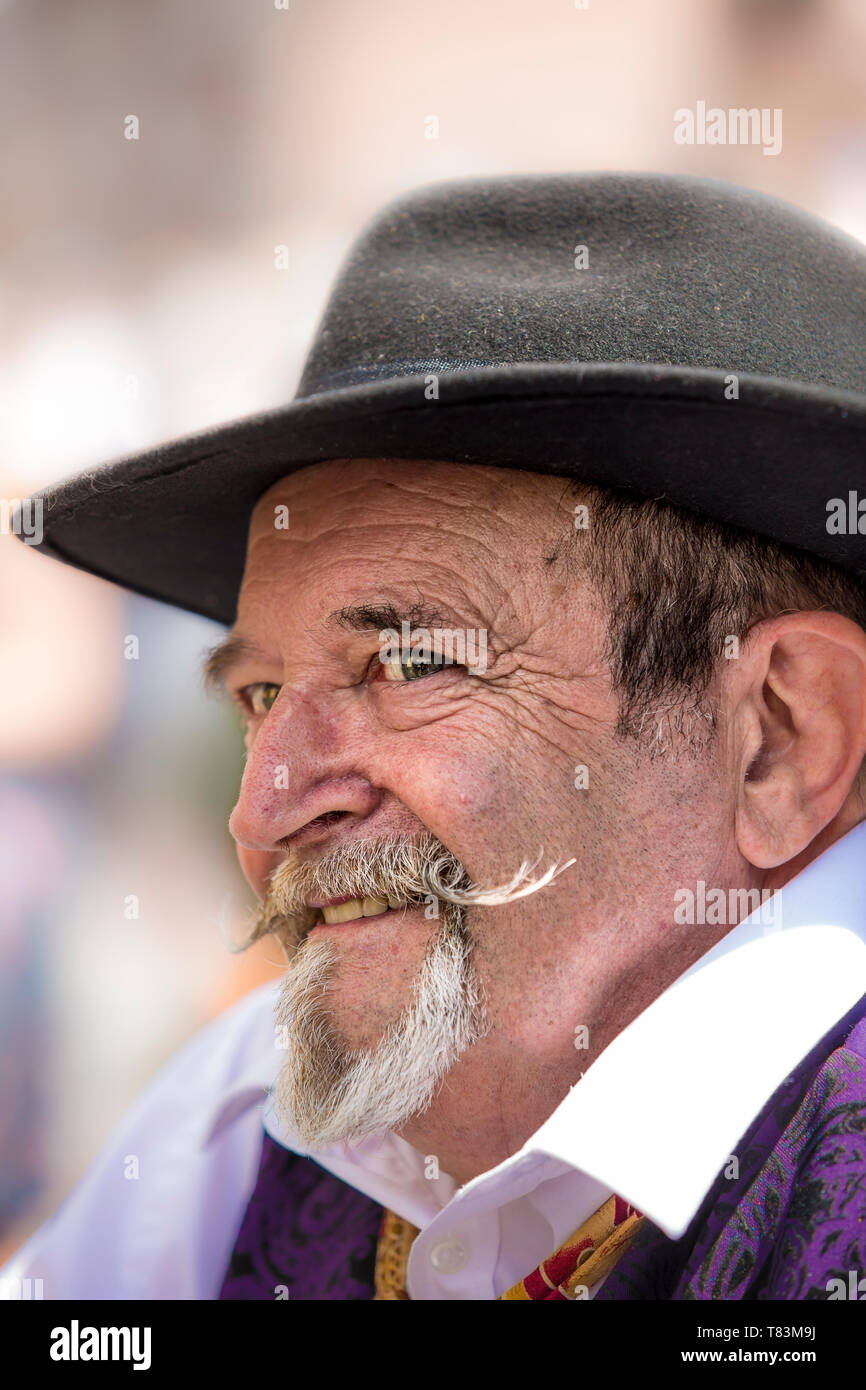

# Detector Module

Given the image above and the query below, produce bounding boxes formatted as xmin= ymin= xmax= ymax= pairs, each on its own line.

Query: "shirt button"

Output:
xmin=429 ymin=1239 xmax=468 ymax=1274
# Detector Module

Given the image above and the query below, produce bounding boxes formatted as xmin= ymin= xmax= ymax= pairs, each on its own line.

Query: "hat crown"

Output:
xmin=297 ymin=172 xmax=865 ymax=399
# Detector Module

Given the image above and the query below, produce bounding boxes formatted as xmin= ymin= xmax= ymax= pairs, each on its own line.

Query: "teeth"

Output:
xmin=322 ymin=898 xmax=364 ymax=924
xmin=320 ymin=896 xmax=389 ymax=925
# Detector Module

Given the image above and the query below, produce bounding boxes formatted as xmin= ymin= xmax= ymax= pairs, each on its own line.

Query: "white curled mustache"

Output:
xmin=243 ymin=832 xmax=576 ymax=950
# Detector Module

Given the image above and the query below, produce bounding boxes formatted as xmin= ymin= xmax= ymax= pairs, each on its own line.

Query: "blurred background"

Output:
xmin=1 ymin=0 xmax=865 ymax=1256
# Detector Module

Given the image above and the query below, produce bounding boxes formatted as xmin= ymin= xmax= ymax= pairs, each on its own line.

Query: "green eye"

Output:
xmin=247 ymin=682 xmax=281 ymax=714
xmin=382 ymin=657 xmax=439 ymax=683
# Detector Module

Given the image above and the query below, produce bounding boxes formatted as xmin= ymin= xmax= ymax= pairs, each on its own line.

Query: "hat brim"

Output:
xmin=23 ymin=362 xmax=866 ymax=625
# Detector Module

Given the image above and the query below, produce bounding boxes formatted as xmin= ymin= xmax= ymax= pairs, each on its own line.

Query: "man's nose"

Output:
xmin=228 ymin=688 xmax=381 ymax=853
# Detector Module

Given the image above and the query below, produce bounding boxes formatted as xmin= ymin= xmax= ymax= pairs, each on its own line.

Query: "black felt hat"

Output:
xmin=19 ymin=172 xmax=866 ymax=623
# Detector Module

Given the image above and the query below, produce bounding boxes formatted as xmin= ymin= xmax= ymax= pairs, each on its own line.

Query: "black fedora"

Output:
xmin=18 ymin=172 xmax=866 ymax=623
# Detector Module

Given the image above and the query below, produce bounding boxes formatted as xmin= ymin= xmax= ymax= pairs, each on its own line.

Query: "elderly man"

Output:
xmin=4 ymin=173 xmax=866 ymax=1301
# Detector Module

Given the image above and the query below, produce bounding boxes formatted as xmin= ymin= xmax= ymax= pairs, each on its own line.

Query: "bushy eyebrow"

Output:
xmin=201 ymin=634 xmax=267 ymax=695
xmin=330 ymin=602 xmax=448 ymax=634
xmin=203 ymin=602 xmax=453 ymax=693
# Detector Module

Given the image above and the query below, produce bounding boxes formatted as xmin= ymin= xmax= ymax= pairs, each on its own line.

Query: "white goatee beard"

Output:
xmin=271 ymin=904 xmax=489 ymax=1149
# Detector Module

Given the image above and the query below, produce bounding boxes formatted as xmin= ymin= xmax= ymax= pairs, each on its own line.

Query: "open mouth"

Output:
xmin=310 ymin=895 xmax=414 ymax=927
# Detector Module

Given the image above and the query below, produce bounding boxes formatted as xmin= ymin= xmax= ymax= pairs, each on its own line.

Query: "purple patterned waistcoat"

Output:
xmin=219 ymin=992 xmax=866 ymax=1300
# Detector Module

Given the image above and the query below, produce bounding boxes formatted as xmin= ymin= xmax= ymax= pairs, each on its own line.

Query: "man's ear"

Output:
xmin=731 ymin=611 xmax=866 ymax=870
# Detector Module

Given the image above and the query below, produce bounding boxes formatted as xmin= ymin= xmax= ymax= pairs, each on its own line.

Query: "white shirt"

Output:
xmin=3 ymin=821 xmax=866 ymax=1300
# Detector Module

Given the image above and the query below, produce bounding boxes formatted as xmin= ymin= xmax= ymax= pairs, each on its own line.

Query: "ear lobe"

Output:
xmin=738 ymin=741 xmax=811 ymax=869
xmin=734 ymin=613 xmax=866 ymax=871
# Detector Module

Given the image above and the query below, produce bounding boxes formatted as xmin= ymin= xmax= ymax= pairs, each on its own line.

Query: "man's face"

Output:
xmin=224 ymin=458 xmax=739 ymax=1146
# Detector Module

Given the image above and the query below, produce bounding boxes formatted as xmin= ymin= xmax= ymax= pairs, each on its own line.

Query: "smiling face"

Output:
xmin=219 ymin=457 xmax=747 ymax=1164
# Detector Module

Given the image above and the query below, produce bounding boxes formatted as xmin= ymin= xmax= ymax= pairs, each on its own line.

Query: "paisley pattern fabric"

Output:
xmin=220 ymin=991 xmax=866 ymax=1300
xmin=596 ymin=991 xmax=866 ymax=1301
xmin=218 ymin=1142 xmax=381 ymax=1300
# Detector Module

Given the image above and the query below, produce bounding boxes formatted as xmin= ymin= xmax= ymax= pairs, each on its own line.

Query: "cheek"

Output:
xmin=376 ymin=721 xmax=541 ymax=882
xmin=380 ymin=725 xmax=497 ymax=819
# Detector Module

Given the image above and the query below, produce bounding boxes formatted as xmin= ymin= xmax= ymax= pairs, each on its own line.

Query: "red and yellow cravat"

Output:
xmin=374 ymin=1193 xmax=645 ymax=1300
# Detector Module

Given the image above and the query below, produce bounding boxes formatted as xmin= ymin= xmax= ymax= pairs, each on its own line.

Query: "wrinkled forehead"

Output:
xmin=236 ymin=457 xmax=584 ymax=632
xmin=244 ymin=457 xmax=577 ymax=576
xmin=249 ymin=456 xmax=572 ymax=534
